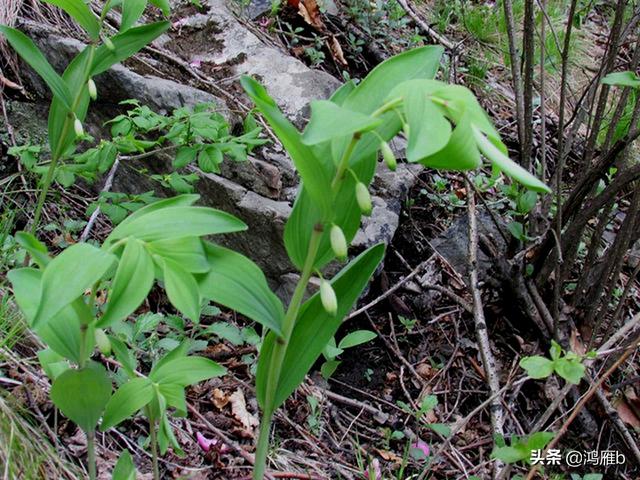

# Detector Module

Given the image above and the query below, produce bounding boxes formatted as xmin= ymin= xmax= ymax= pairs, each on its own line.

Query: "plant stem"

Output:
xmin=86 ymin=430 xmax=97 ymax=480
xmin=253 ymin=227 xmax=323 ymax=480
xmin=147 ymin=409 xmax=160 ymax=480
xmin=31 ymin=45 xmax=97 ymax=233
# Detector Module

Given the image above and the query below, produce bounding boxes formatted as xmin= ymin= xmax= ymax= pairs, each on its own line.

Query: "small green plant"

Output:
xmin=397 ymin=394 xmax=450 ymax=436
xmin=398 ymin=315 xmax=417 ymax=332
xmin=520 ymin=340 xmax=592 ymax=385
xmin=491 ymin=431 xmax=555 ymax=464
xmin=320 ymin=329 xmax=377 ymax=378
xmin=305 ymin=394 xmax=322 ymax=435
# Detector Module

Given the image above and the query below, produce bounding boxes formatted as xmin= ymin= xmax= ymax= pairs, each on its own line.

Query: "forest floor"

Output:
xmin=1 ymin=0 xmax=639 ymax=479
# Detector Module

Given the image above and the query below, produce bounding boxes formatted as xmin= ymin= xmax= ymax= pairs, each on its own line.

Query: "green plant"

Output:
xmin=519 ymin=340 xmax=592 ymax=384
xmin=491 ymin=431 xmax=555 ymax=464
xmin=0 ymin=0 xmax=172 ymax=232
xmin=320 ymin=329 xmax=377 ymax=378
xmin=397 ymin=395 xmax=450 ymax=436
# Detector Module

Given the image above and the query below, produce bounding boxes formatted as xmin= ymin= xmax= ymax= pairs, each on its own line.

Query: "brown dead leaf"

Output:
xmin=613 ymin=397 xmax=640 ymax=428
xmin=298 ymin=0 xmax=325 ymax=31
xmin=229 ymin=390 xmax=259 ymax=433
xmin=376 ymin=448 xmax=403 ymax=463
xmin=212 ymin=388 xmax=230 ymax=410
xmin=416 ymin=363 xmax=436 ymax=380
xmin=569 ymin=329 xmax=586 ymax=356
xmin=328 ymin=35 xmax=347 ymax=66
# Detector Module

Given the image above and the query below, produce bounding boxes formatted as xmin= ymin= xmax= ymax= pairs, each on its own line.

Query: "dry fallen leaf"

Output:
xmin=229 ymin=390 xmax=259 ymax=433
xmin=298 ymin=0 xmax=325 ymax=31
xmin=212 ymin=388 xmax=230 ymax=410
xmin=328 ymin=35 xmax=347 ymax=66
xmin=613 ymin=396 xmax=640 ymax=428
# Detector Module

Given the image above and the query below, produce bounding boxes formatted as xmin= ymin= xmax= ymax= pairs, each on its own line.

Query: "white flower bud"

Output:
xmin=355 ymin=182 xmax=372 ymax=216
xmin=320 ymin=279 xmax=337 ymax=316
xmin=330 ymin=224 xmax=348 ymax=261
xmin=73 ymin=117 xmax=84 ymax=137
xmin=87 ymin=78 xmax=97 ymax=101
xmin=94 ymin=328 xmax=111 ymax=355
xmin=380 ymin=141 xmax=397 ymax=171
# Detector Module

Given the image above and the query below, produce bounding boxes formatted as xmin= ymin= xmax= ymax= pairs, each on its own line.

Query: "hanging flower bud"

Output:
xmin=355 ymin=182 xmax=372 ymax=216
xmin=330 ymin=224 xmax=348 ymax=261
xmin=380 ymin=141 xmax=397 ymax=171
xmin=320 ymin=279 xmax=337 ymax=316
xmin=73 ymin=116 xmax=84 ymax=137
xmin=94 ymin=328 xmax=111 ymax=355
xmin=104 ymin=37 xmax=115 ymax=52
xmin=87 ymin=78 xmax=97 ymax=101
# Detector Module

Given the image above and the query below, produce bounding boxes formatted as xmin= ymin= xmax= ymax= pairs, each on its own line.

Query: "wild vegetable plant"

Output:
xmin=0 ymin=0 xmax=171 ymax=232
xmin=239 ymin=45 xmax=549 ymax=479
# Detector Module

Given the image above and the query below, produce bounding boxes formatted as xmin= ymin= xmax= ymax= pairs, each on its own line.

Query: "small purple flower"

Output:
xmin=196 ymin=432 xmax=217 ymax=452
xmin=190 ymin=58 xmax=202 ymax=69
xmin=364 ymin=458 xmax=381 ymax=479
xmin=411 ymin=440 xmax=430 ymax=460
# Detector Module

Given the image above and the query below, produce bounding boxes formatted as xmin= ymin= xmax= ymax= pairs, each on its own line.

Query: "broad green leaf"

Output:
xmin=105 ymin=206 xmax=246 ymax=245
xmin=149 ymin=0 xmax=170 ymax=15
xmin=320 ymin=359 xmax=341 ymax=379
xmin=257 ymin=243 xmax=385 ymax=410
xmin=150 ymin=356 xmax=226 ymax=386
xmin=114 ymin=193 xmax=200 ymax=230
xmin=14 ymin=231 xmax=50 ymax=268
xmin=110 ymin=336 xmax=138 ymax=378
xmin=602 ymin=71 xmax=640 ymax=88
xmin=43 ymin=0 xmax=101 ymax=39
xmin=240 ymin=75 xmax=333 ymax=217
xmin=301 ymin=100 xmax=382 ymax=145
xmin=33 ymin=243 xmax=115 ymax=328
xmin=338 ymin=330 xmax=377 ymax=349
xmin=404 ymin=88 xmax=451 ymax=161
xmin=472 ymin=126 xmax=551 ymax=193
xmin=121 ymin=0 xmax=147 ymax=31
xmin=0 ymin=26 xmax=72 ymax=109
xmin=101 ymin=377 xmax=154 ymax=430
xmin=158 ymin=383 xmax=187 ymax=416
xmin=37 ymin=348 xmax=70 ymax=380
xmin=112 ymin=450 xmax=136 ymax=480
xmin=196 ymin=242 xmax=284 ymax=335
xmin=99 ymin=238 xmax=154 ymax=327
xmin=151 ymin=341 xmax=190 ymax=374
xmin=162 ymin=258 xmax=200 ymax=322
xmin=91 ymin=22 xmax=170 ymax=76
xmin=51 ymin=362 xmax=112 ymax=432
xmin=342 ymin=45 xmax=444 ymax=114
xmin=9 ymin=268 xmax=87 ymax=362
xmin=428 ymin=423 xmax=451 ymax=437
xmin=147 ymin=236 xmax=209 ymax=273
xmin=519 ymin=356 xmax=554 ymax=379
xmin=420 ymin=113 xmax=481 ymax=170
xmin=526 ymin=431 xmax=555 ymax=451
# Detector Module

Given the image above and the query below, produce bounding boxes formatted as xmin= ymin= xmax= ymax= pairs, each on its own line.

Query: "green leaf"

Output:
xmin=43 ymin=0 xmax=101 ymax=39
xmin=519 ymin=356 xmax=554 ymax=379
xmin=121 ymin=0 xmax=148 ymax=31
xmin=257 ymin=243 xmax=385 ymax=410
xmin=472 ymin=126 xmax=551 ymax=193
xmin=240 ymin=75 xmax=333 ymax=217
xmin=147 ymin=236 xmax=209 ymax=273
xmin=14 ymin=232 xmax=50 ymax=268
xmin=342 ymin=45 xmax=443 ymax=114
xmin=113 ymin=193 xmax=200 ymax=230
xmin=428 ymin=423 xmax=451 ymax=437
xmin=320 ymin=359 xmax=341 ymax=379
xmin=198 ymin=146 xmax=223 ymax=173
xmin=150 ymin=356 xmax=226 ymax=386
xmin=91 ymin=22 xmax=170 ymax=76
xmin=404 ymin=88 xmax=451 ymax=162
xmin=149 ymin=0 xmax=170 ymax=15
xmin=158 ymin=383 xmax=187 ymax=416
xmin=99 ymin=239 xmax=154 ymax=327
xmin=110 ymin=336 xmax=137 ymax=378
xmin=33 ymin=243 xmax=115 ymax=328
xmin=37 ymin=348 xmax=70 ymax=380
xmin=101 ymin=377 xmax=154 ymax=430
xmin=554 ymin=358 xmax=585 ymax=385
xmin=51 ymin=363 xmax=112 ymax=432
xmin=0 ymin=26 xmax=72 ymax=109
xmin=338 ymin=330 xmax=376 ymax=349
xmin=602 ymin=71 xmax=640 ymax=88
xmin=301 ymin=100 xmax=382 ymax=145
xmin=173 ymin=146 xmax=197 ymax=169
xmin=420 ymin=113 xmax=481 ymax=170
xmin=105 ymin=206 xmax=247 ymax=245
xmin=196 ymin=242 xmax=284 ymax=335
xmin=162 ymin=258 xmax=200 ymax=322
xmin=112 ymin=450 xmax=136 ymax=480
